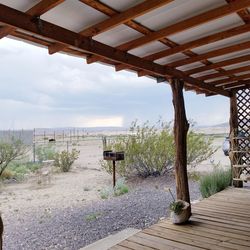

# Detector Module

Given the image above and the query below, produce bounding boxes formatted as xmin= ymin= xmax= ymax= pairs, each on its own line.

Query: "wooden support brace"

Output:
xmin=170 ymin=78 xmax=191 ymax=217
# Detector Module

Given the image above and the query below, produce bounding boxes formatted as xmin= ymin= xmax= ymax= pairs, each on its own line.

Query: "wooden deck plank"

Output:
xmin=191 ymin=214 xmax=250 ymax=228
xmin=109 ymin=188 xmax=250 ymax=250
xmin=144 ymin=227 xmax=231 ymax=250
xmin=157 ymin=221 xmax=249 ymax=242
xmin=159 ymin=220 xmax=250 ymax=240
xmin=189 ymin=218 xmax=250 ymax=237
xmin=119 ymin=240 xmax=156 ymax=250
xmin=192 ymin=211 xmax=250 ymax=224
xmin=129 ymin=233 xmax=204 ymax=250
xmin=192 ymin=206 xmax=250 ymax=218
xmin=110 ymin=245 xmax=132 ymax=250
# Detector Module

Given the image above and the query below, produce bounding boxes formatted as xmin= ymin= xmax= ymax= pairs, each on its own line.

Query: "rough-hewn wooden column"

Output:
xmin=229 ymin=91 xmax=243 ymax=187
xmin=170 ymin=79 xmax=191 ymax=211
xmin=0 ymin=214 xmax=3 ymax=250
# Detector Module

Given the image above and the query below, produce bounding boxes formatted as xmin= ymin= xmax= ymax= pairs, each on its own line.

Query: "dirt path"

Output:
xmin=0 ymin=139 xmax=111 ymax=215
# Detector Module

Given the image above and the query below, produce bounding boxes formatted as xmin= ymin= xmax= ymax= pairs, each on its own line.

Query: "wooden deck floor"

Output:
xmin=110 ymin=188 xmax=250 ymax=250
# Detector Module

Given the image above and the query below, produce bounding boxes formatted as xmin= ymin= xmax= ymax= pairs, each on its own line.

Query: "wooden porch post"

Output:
xmin=229 ymin=91 xmax=243 ymax=188
xmin=170 ymin=79 xmax=191 ymax=215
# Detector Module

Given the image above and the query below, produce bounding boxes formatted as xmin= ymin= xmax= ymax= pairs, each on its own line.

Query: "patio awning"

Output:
xmin=0 ymin=0 xmax=249 ymax=96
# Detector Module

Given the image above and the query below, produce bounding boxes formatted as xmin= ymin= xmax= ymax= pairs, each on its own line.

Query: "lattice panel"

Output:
xmin=235 ymin=88 xmax=250 ymax=177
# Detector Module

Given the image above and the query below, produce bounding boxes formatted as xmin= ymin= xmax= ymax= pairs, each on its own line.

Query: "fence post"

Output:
xmin=33 ymin=142 xmax=36 ymax=163
xmin=66 ymin=141 xmax=69 ymax=153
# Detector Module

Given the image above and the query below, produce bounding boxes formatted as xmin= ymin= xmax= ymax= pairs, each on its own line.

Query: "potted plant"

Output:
xmin=166 ymin=188 xmax=190 ymax=224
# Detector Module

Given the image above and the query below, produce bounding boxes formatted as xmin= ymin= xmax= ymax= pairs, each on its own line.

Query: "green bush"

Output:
xmin=199 ymin=168 xmax=232 ymax=198
xmin=1 ymin=161 xmax=42 ymax=181
xmin=102 ymin=120 xmax=216 ymax=178
xmin=1 ymin=169 xmax=15 ymax=179
xmin=36 ymin=145 xmax=56 ymax=162
xmin=100 ymin=188 xmax=111 ymax=199
xmin=53 ymin=149 xmax=79 ymax=172
xmin=0 ymin=137 xmax=28 ymax=177
xmin=114 ymin=178 xmax=129 ymax=196
xmin=9 ymin=161 xmax=41 ymax=179
xmin=187 ymin=131 xmax=217 ymax=168
xmin=99 ymin=178 xmax=129 ymax=199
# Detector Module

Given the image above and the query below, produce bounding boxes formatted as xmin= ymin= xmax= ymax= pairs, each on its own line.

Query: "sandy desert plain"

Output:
xmin=0 ymin=126 xmax=231 ymax=249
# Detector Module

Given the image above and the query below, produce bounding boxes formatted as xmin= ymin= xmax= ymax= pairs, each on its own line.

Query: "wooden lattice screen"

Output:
xmin=231 ymin=88 xmax=250 ymax=184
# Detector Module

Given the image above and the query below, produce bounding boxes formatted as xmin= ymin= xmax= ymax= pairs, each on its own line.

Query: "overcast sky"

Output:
xmin=0 ymin=38 xmax=229 ymax=130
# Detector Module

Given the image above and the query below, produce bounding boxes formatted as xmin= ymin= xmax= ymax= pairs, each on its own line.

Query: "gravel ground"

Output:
xmin=3 ymin=175 xmax=201 ymax=250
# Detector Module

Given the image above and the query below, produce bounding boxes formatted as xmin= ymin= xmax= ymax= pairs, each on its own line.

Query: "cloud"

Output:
xmin=73 ymin=115 xmax=124 ymax=127
xmin=0 ymin=37 xmax=230 ymax=129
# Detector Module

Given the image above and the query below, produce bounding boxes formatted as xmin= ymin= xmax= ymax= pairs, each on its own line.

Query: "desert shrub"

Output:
xmin=1 ymin=169 xmax=15 ymax=179
xmin=99 ymin=178 xmax=129 ymax=199
xmin=36 ymin=145 xmax=56 ymax=162
xmin=199 ymin=168 xmax=231 ymax=198
xmin=99 ymin=188 xmax=111 ymax=199
xmin=85 ymin=212 xmax=102 ymax=222
xmin=53 ymin=149 xmax=79 ymax=172
xmin=102 ymin=120 xmax=175 ymax=177
xmin=114 ymin=178 xmax=129 ymax=196
xmin=3 ymin=161 xmax=42 ymax=180
xmin=187 ymin=131 xmax=217 ymax=168
xmin=102 ymin=120 xmax=216 ymax=178
xmin=0 ymin=137 xmax=28 ymax=177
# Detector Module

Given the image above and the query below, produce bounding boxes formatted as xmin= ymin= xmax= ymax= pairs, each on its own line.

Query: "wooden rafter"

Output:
xmin=26 ymin=0 xmax=64 ymax=16
xmin=87 ymin=0 xmax=250 ymax=63
xmin=77 ymin=0 xmax=183 ymax=61
xmin=168 ymin=41 xmax=250 ymax=68
xmin=210 ymin=73 xmax=250 ymax=86
xmin=143 ymin=24 xmax=250 ymax=61
xmin=86 ymin=0 xmax=250 ymax=86
xmin=115 ymin=0 xmax=250 ymax=51
xmin=0 ymin=26 xmax=15 ymax=39
xmin=114 ymin=23 xmax=250 ymax=72
xmin=48 ymin=0 xmax=173 ymax=54
xmin=0 ymin=0 xmax=64 ymax=39
xmin=199 ymin=65 xmax=250 ymax=81
xmin=223 ymin=80 xmax=250 ymax=90
xmin=0 ymin=4 xmax=230 ymax=97
xmin=226 ymin=0 xmax=250 ymax=24
xmin=185 ymin=55 xmax=250 ymax=75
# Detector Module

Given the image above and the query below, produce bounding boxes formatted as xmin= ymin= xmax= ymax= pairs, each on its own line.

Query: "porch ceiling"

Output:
xmin=0 ymin=0 xmax=250 ymax=97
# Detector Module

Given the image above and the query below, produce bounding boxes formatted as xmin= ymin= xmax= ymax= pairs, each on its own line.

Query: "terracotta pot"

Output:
xmin=170 ymin=200 xmax=190 ymax=224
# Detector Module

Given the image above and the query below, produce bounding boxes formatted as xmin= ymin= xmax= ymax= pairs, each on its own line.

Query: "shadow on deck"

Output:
xmin=110 ymin=188 xmax=250 ymax=250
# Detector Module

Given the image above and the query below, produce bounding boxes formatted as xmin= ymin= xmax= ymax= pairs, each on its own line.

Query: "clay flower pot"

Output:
xmin=170 ymin=200 xmax=190 ymax=224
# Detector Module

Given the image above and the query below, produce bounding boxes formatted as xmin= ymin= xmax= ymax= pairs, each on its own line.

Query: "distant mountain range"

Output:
xmin=0 ymin=123 xmax=231 ymax=133
xmin=208 ymin=122 xmax=229 ymax=128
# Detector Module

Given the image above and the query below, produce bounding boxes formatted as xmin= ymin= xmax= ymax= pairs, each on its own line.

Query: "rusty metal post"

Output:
xmin=103 ymin=151 xmax=124 ymax=188
xmin=112 ymin=160 xmax=116 ymax=188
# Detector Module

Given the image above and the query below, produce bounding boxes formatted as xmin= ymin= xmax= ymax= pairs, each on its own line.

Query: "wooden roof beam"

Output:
xmin=223 ymin=80 xmax=250 ymax=89
xmin=116 ymin=0 xmax=250 ymax=51
xmin=144 ymin=24 xmax=250 ymax=61
xmin=185 ymin=54 xmax=250 ymax=75
xmin=81 ymin=0 xmax=173 ymax=36
xmin=88 ymin=0 xmax=250 ymax=64
xmin=83 ymin=1 xmax=247 ymax=88
xmin=0 ymin=26 xmax=15 ymax=39
xmin=0 ymin=4 xmax=230 ymax=97
xmin=168 ymin=41 xmax=250 ymax=68
xmin=210 ymin=73 xmax=250 ymax=86
xmin=226 ymin=0 xmax=250 ymax=24
xmin=113 ymin=24 xmax=250 ymax=72
xmin=48 ymin=0 xmax=173 ymax=54
xmin=0 ymin=0 xmax=64 ymax=39
xmin=198 ymin=65 xmax=250 ymax=81
xmin=26 ymin=0 xmax=64 ymax=16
